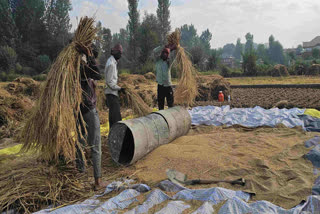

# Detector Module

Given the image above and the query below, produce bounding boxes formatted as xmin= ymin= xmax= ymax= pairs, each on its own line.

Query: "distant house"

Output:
xmin=303 ymin=36 xmax=320 ymax=52
xmin=284 ymin=48 xmax=296 ymax=54
xmin=221 ymin=56 xmax=235 ymax=68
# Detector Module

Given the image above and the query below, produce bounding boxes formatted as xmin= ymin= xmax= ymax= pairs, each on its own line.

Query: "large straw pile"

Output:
xmin=168 ymin=29 xmax=198 ymax=106
xmin=20 ymin=17 xmax=98 ymax=161
xmin=196 ymin=75 xmax=231 ymax=102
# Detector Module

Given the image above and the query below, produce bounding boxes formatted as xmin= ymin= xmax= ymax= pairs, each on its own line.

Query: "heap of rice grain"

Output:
xmin=168 ymin=29 xmax=198 ymax=106
xmin=20 ymin=17 xmax=98 ymax=162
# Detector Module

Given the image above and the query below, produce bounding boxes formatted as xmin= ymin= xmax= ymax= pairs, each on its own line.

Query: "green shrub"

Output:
xmin=200 ymin=70 xmax=220 ymax=75
xmin=119 ymin=69 xmax=130 ymax=75
xmin=0 ymin=46 xmax=17 ymax=71
xmin=138 ymin=60 xmax=155 ymax=75
xmin=15 ymin=63 xmax=23 ymax=73
xmin=6 ymin=73 xmax=21 ymax=81
xmin=256 ymin=64 xmax=272 ymax=76
xmin=230 ymin=69 xmax=243 ymax=77
xmin=35 ymin=55 xmax=51 ymax=73
xmin=0 ymin=72 xmax=7 ymax=81
xmin=21 ymin=67 xmax=37 ymax=76
xmin=294 ymin=62 xmax=309 ymax=75
xmin=32 ymin=74 xmax=47 ymax=81
xmin=220 ymin=66 xmax=231 ymax=77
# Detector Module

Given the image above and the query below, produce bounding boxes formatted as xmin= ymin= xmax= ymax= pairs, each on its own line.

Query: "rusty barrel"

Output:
xmin=108 ymin=106 xmax=191 ymax=165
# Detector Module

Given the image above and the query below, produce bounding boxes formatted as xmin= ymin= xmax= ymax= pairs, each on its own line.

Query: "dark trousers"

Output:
xmin=106 ymin=94 xmax=122 ymax=129
xmin=157 ymin=84 xmax=174 ymax=110
xmin=76 ymin=108 xmax=101 ymax=179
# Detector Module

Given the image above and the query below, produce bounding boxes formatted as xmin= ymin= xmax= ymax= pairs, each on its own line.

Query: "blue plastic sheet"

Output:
xmin=188 ymin=106 xmax=305 ymax=129
xmin=124 ymin=189 xmax=171 ymax=214
xmin=191 ymin=202 xmax=215 ymax=214
xmin=173 ymin=187 xmax=251 ymax=204
xmin=299 ymin=115 xmax=320 ymax=132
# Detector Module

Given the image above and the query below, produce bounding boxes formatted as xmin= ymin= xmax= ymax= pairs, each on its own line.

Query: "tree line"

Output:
xmin=0 ymin=0 xmax=72 ymax=81
xmin=1 ymin=0 xmax=319 ymax=81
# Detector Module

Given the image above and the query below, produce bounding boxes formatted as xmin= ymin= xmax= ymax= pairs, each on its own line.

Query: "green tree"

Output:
xmin=190 ymin=45 xmax=204 ymax=67
xmin=157 ymin=0 xmax=171 ymax=45
xmin=256 ymin=44 xmax=269 ymax=64
xmin=245 ymin=33 xmax=254 ymax=53
xmin=312 ymin=48 xmax=320 ymax=59
xmin=180 ymin=24 xmax=198 ymax=49
xmin=242 ymin=51 xmax=257 ymax=76
xmin=139 ymin=13 xmax=160 ymax=64
xmin=296 ymin=45 xmax=303 ymax=55
xmin=222 ymin=43 xmax=235 ymax=57
xmin=14 ymin=0 xmax=48 ymax=66
xmin=44 ymin=0 xmax=72 ymax=58
xmin=199 ymin=29 xmax=212 ymax=55
xmin=207 ymin=49 xmax=221 ymax=70
xmin=268 ymin=35 xmax=285 ymax=64
xmin=96 ymin=22 xmax=112 ymax=67
xmin=0 ymin=0 xmax=18 ymax=48
xmin=127 ymin=0 xmax=140 ymax=70
xmin=234 ymin=38 xmax=243 ymax=60
xmin=0 ymin=46 xmax=17 ymax=72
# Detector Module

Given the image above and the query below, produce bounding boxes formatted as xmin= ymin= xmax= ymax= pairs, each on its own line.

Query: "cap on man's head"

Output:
xmin=111 ymin=44 xmax=123 ymax=54
xmin=162 ymin=48 xmax=170 ymax=54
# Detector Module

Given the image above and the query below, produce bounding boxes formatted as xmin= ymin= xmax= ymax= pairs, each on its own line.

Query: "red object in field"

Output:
xmin=218 ymin=91 xmax=224 ymax=102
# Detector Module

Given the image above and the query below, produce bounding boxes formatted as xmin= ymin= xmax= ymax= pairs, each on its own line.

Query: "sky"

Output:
xmin=69 ymin=0 xmax=320 ymax=49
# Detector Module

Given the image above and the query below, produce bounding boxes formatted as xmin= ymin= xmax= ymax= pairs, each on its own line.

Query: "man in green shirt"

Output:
xmin=153 ymin=45 xmax=176 ymax=110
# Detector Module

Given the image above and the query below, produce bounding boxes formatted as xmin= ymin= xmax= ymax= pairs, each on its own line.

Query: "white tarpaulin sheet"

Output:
xmin=188 ymin=106 xmax=306 ymax=129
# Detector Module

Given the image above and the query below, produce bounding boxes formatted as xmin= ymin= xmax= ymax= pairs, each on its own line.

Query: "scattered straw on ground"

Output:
xmin=133 ymin=125 xmax=317 ymax=209
xmin=0 ymin=141 xmax=133 ymax=213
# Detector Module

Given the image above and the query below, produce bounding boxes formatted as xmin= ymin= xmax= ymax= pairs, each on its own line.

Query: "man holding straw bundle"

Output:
xmin=104 ymin=44 xmax=124 ymax=129
xmin=75 ymin=43 xmax=107 ymax=191
xmin=153 ymin=44 xmax=177 ymax=110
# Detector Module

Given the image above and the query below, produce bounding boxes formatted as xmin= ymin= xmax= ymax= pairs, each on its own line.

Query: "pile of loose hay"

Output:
xmin=143 ymin=72 xmax=156 ymax=81
xmin=168 ymin=29 xmax=198 ymax=106
xmin=0 ymin=154 xmax=91 ymax=213
xmin=270 ymin=64 xmax=289 ymax=77
xmin=0 ymin=87 xmax=33 ymax=138
xmin=20 ymin=17 xmax=98 ymax=162
xmin=196 ymin=75 xmax=231 ymax=102
xmin=306 ymin=64 xmax=320 ymax=76
xmin=6 ymin=77 xmax=40 ymax=97
xmin=119 ymin=74 xmax=148 ymax=85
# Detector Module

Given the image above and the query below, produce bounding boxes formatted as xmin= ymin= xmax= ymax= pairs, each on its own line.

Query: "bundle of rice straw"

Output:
xmin=168 ymin=29 xmax=198 ymax=106
xmin=20 ymin=17 xmax=98 ymax=162
xmin=120 ymin=84 xmax=152 ymax=117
